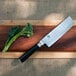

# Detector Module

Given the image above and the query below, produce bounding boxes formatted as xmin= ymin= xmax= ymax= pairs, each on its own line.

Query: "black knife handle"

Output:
xmin=19 ymin=44 xmax=39 ymax=62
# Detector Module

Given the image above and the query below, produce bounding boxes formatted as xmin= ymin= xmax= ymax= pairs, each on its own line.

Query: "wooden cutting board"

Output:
xmin=0 ymin=20 xmax=76 ymax=58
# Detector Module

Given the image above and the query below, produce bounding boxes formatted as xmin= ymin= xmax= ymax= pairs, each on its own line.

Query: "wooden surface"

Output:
xmin=0 ymin=26 xmax=76 ymax=52
xmin=0 ymin=20 xmax=76 ymax=58
xmin=0 ymin=52 xmax=76 ymax=58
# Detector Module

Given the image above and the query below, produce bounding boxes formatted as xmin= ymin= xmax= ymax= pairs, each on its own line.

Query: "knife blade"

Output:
xmin=18 ymin=16 xmax=74 ymax=63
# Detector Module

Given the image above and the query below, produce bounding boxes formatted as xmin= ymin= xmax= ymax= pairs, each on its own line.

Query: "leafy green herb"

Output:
xmin=2 ymin=23 xmax=34 ymax=53
xmin=5 ymin=26 xmax=21 ymax=46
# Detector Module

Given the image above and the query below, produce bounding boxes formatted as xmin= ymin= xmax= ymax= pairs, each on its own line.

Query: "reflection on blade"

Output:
xmin=41 ymin=16 xmax=74 ymax=47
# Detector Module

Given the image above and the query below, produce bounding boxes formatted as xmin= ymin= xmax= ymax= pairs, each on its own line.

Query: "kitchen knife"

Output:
xmin=18 ymin=16 xmax=74 ymax=63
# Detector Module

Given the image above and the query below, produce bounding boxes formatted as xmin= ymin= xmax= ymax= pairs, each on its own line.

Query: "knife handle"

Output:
xmin=19 ymin=44 xmax=39 ymax=62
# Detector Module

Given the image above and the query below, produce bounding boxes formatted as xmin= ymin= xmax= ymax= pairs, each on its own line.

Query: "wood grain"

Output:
xmin=0 ymin=20 xmax=76 ymax=26
xmin=0 ymin=20 xmax=76 ymax=58
xmin=0 ymin=26 xmax=76 ymax=52
xmin=0 ymin=52 xmax=76 ymax=58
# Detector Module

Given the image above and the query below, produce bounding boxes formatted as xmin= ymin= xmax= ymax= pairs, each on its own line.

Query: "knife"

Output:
xmin=18 ymin=16 xmax=74 ymax=63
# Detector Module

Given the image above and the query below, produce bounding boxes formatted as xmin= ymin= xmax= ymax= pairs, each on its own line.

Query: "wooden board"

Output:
xmin=0 ymin=20 xmax=76 ymax=58
xmin=0 ymin=26 xmax=76 ymax=52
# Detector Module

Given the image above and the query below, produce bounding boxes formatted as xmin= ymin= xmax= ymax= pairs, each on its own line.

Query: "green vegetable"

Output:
xmin=2 ymin=23 xmax=34 ymax=53
xmin=5 ymin=26 xmax=21 ymax=46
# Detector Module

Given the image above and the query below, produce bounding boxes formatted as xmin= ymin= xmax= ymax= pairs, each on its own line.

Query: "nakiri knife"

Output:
xmin=18 ymin=16 xmax=74 ymax=63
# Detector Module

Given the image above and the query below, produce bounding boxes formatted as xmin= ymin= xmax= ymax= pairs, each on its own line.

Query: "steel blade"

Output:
xmin=39 ymin=16 xmax=74 ymax=47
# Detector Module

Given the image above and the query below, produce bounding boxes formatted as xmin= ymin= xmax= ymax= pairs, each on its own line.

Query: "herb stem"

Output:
xmin=2 ymin=23 xmax=34 ymax=53
xmin=2 ymin=32 xmax=21 ymax=53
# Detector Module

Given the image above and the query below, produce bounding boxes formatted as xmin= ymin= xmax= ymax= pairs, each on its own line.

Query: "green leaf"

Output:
xmin=9 ymin=26 xmax=21 ymax=38
xmin=22 ymin=23 xmax=34 ymax=37
xmin=5 ymin=26 xmax=21 ymax=45
xmin=2 ymin=23 xmax=34 ymax=53
xmin=25 ymin=23 xmax=33 ymax=32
